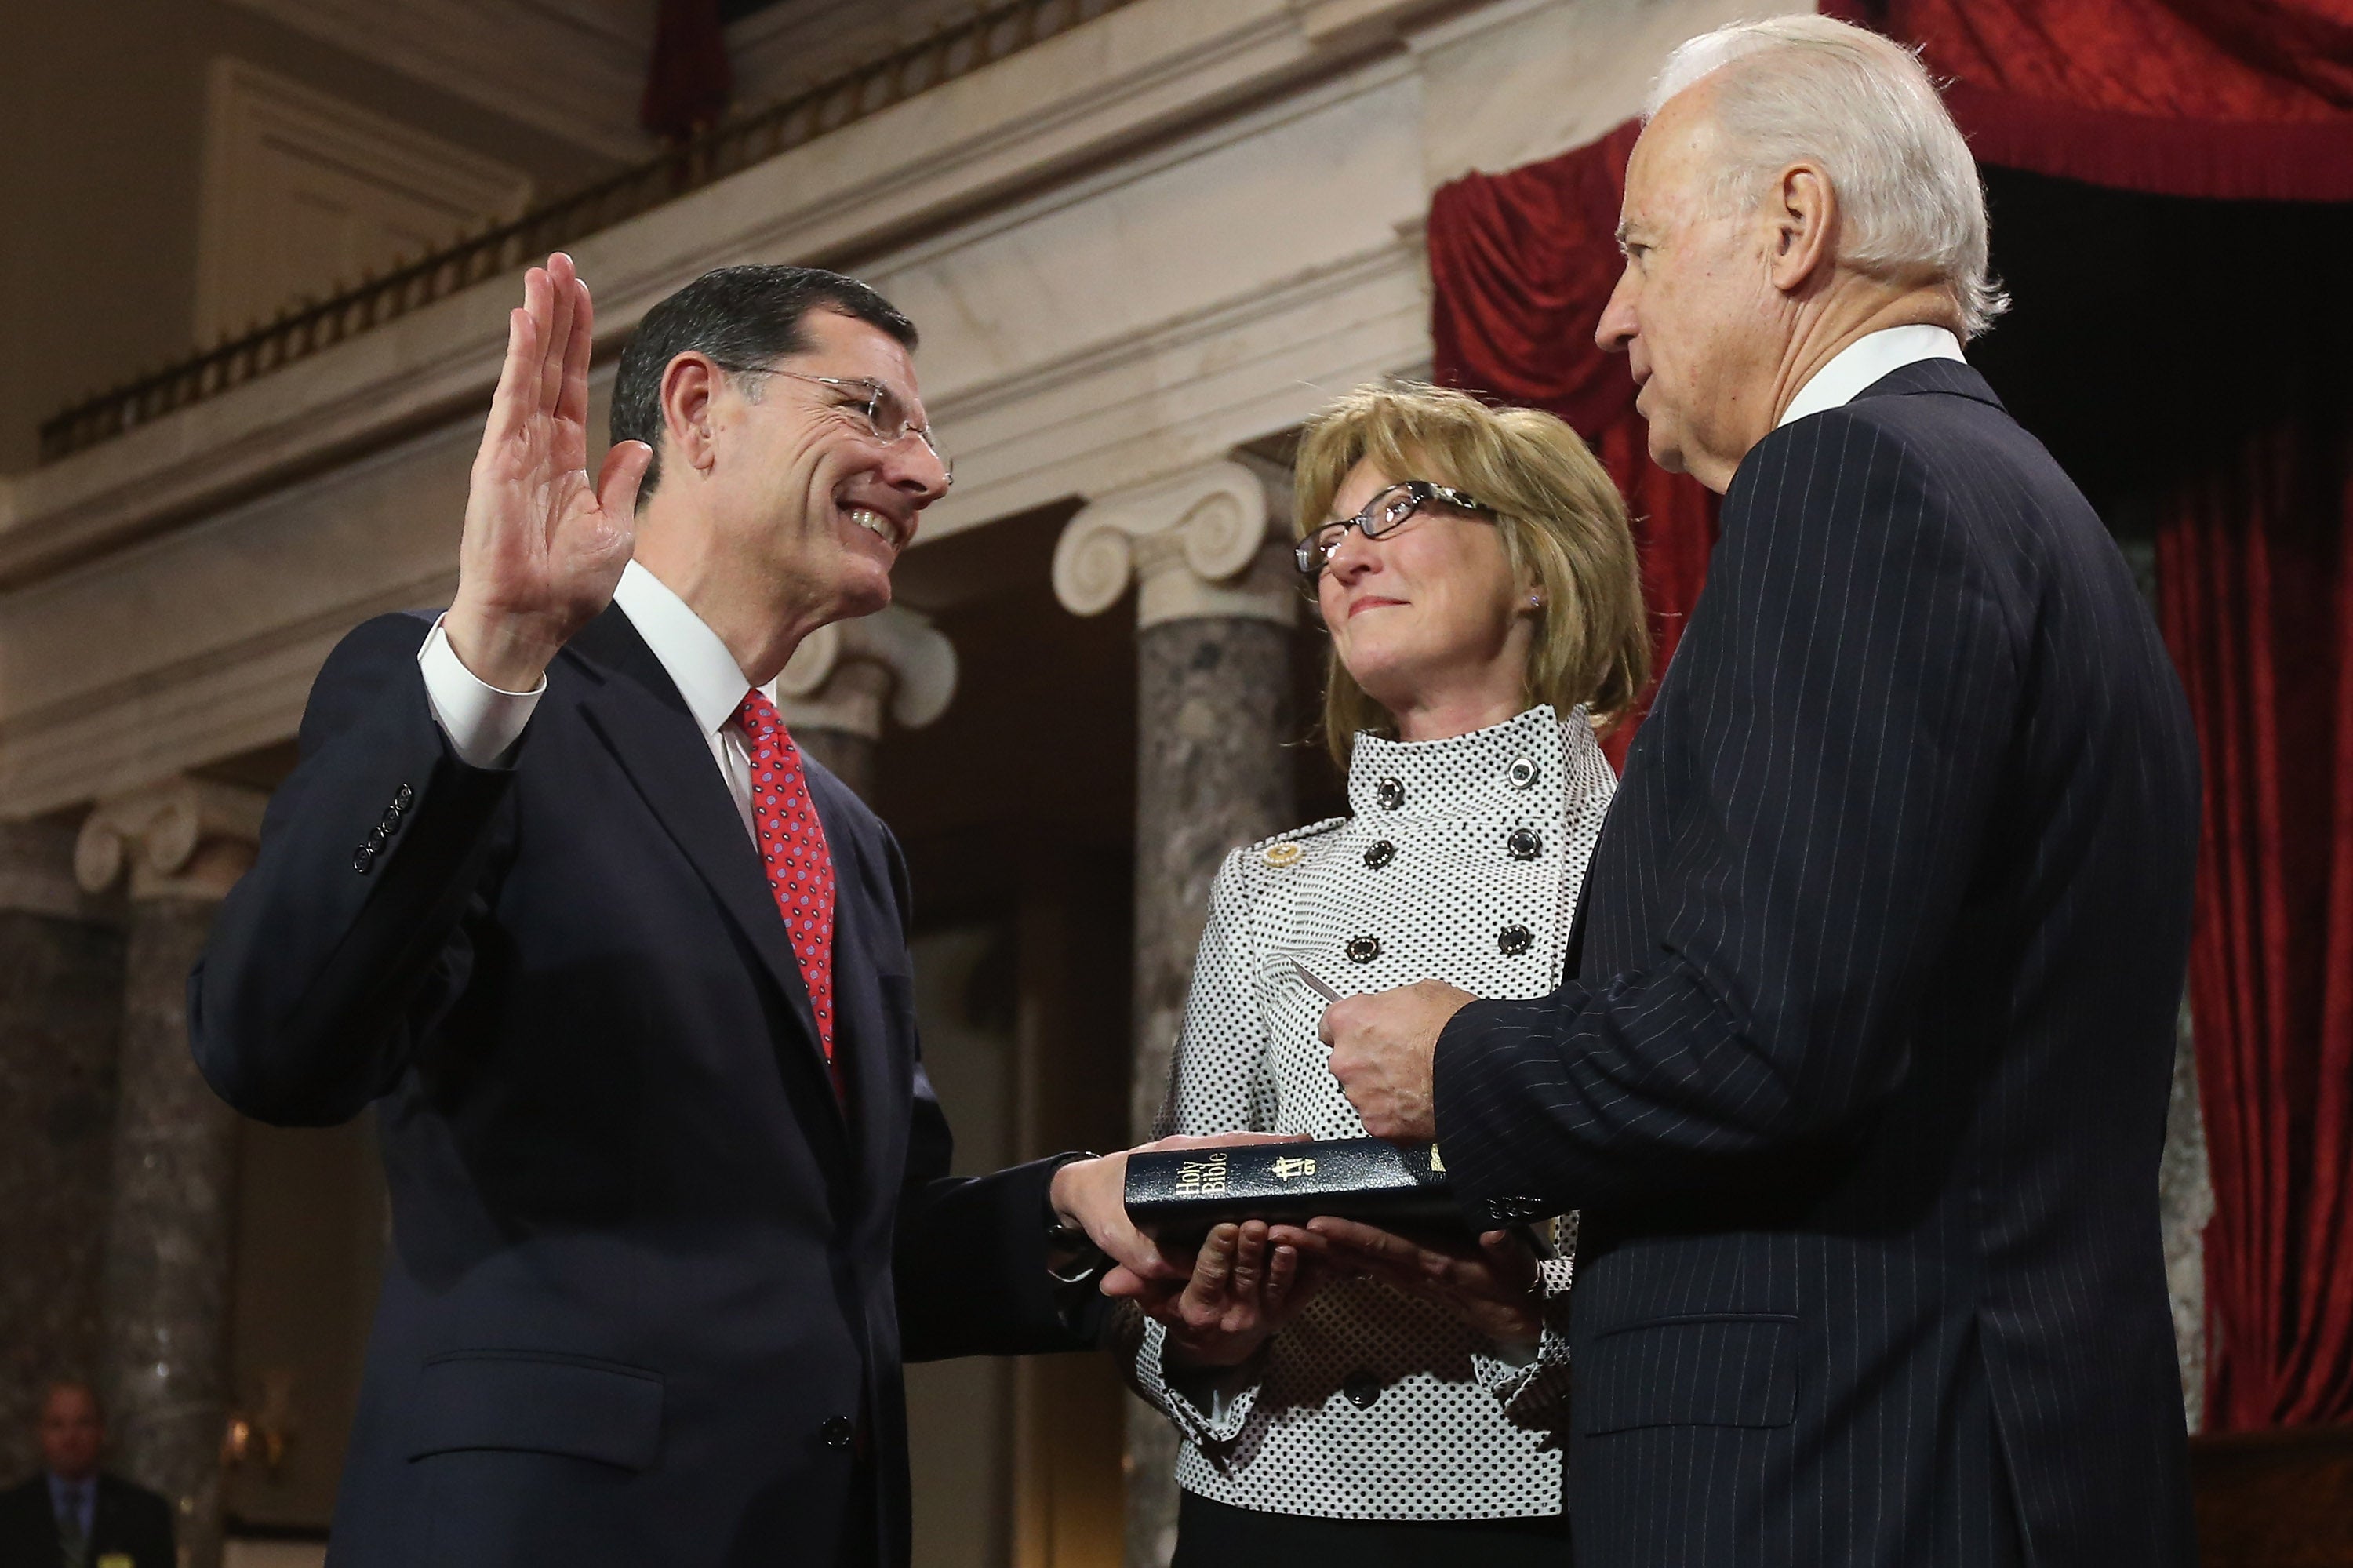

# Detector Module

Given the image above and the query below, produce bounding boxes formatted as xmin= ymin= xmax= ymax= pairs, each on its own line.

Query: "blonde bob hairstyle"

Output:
xmin=1294 ymin=382 xmax=1649 ymax=765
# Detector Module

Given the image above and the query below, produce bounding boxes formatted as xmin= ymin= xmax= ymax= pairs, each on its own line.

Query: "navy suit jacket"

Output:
xmin=191 ymin=605 xmax=1079 ymax=1568
xmin=1434 ymin=362 xmax=2200 ymax=1566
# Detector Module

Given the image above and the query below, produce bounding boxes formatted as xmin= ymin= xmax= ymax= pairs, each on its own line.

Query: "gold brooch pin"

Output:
xmin=1264 ymin=842 xmax=1304 ymax=868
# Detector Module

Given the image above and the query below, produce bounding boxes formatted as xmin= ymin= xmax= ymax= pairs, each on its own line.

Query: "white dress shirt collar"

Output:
xmin=612 ymin=559 xmax=773 ymax=737
xmin=1777 ymin=323 xmax=1966 ymax=430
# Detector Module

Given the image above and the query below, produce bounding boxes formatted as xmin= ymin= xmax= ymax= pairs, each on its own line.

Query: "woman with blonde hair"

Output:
xmin=1115 ymin=382 xmax=1649 ymax=1565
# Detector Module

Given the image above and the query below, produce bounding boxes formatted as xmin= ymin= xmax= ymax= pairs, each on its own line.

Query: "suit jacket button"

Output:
xmin=1345 ymin=936 xmax=1382 ymax=964
xmin=394 ymin=784 xmax=414 ymax=808
xmin=1497 ymin=923 xmax=1533 ymax=955
xmin=821 ymin=1415 xmax=854 ymax=1450
xmin=352 ymin=846 xmax=375 ymax=874
xmin=1363 ymin=840 xmax=1395 ymax=870
xmin=1343 ymin=1372 xmax=1381 ymax=1410
xmin=1377 ymin=778 xmax=1405 ymax=810
xmin=1506 ymin=828 xmax=1541 ymax=860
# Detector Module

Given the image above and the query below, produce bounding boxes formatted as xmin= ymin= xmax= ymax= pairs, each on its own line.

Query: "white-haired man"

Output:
xmin=1313 ymin=16 xmax=2199 ymax=1564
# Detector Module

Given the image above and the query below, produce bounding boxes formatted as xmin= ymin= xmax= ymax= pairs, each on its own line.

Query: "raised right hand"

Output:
xmin=445 ymin=253 xmax=652 ymax=692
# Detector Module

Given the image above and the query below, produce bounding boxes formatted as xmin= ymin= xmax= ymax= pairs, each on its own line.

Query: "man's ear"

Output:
xmin=660 ymin=352 xmax=726 ymax=479
xmin=1768 ymin=162 xmax=1838 ymax=296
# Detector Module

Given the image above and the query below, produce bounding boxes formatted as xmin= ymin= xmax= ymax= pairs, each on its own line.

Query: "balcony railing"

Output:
xmin=37 ymin=0 xmax=1136 ymax=464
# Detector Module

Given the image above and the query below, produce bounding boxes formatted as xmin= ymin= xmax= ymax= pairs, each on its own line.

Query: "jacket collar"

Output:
xmin=1852 ymin=355 xmax=2006 ymax=411
xmin=562 ymin=604 xmax=847 ymax=1144
xmin=1778 ymin=324 xmax=1967 ymax=428
xmin=609 ymin=560 xmax=774 ymax=739
xmin=1347 ymin=704 xmax=1606 ymax=820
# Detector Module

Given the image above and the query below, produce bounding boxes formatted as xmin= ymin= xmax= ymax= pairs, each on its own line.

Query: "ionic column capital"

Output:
xmin=74 ymin=777 xmax=267 ymax=903
xmin=775 ymin=605 xmax=959 ymax=743
xmin=1052 ymin=457 xmax=1297 ymax=630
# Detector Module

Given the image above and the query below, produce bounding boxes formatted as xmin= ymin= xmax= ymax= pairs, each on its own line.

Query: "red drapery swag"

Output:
xmin=1427 ymin=121 xmax=1719 ymax=766
xmin=2158 ymin=424 xmax=2353 ymax=1431
xmin=1825 ymin=0 xmax=2353 ymax=200
xmin=642 ymin=0 xmax=732 ymax=143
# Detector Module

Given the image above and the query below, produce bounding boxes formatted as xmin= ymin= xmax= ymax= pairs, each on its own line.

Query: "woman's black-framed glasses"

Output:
xmin=1294 ymin=480 xmax=1490 ymax=577
xmin=711 ymin=362 xmax=952 ymax=485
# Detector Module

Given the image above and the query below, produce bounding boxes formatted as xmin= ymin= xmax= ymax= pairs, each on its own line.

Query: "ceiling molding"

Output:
xmin=217 ymin=0 xmax=1041 ymax=166
xmin=218 ymin=0 xmax=660 ymax=159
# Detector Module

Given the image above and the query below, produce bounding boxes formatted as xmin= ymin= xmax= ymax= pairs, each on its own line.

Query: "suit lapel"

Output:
xmin=565 ymin=607 xmax=846 ymax=1137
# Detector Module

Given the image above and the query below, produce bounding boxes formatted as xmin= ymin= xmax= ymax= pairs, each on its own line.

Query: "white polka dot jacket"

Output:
xmin=1121 ymin=704 xmax=1614 ymax=1520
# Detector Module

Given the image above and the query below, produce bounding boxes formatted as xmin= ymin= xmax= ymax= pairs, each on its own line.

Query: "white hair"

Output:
xmin=1646 ymin=13 xmax=2007 ymax=337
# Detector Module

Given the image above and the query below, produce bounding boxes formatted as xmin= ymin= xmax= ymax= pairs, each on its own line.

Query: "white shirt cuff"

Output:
xmin=418 ymin=615 xmax=544 ymax=768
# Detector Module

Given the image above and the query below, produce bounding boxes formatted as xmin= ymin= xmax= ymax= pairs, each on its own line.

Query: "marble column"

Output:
xmin=775 ymin=606 xmax=959 ymax=802
xmin=2160 ymin=995 xmax=2214 ymax=1432
xmin=75 ymin=778 xmax=267 ymax=1568
xmin=0 ymin=821 xmax=125 ymax=1479
xmin=1054 ymin=457 xmax=1298 ymax=1568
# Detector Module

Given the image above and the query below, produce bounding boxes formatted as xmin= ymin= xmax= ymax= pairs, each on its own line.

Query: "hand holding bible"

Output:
xmin=445 ymin=252 xmax=652 ymax=693
xmin=1055 ymin=1133 xmax=1304 ymax=1295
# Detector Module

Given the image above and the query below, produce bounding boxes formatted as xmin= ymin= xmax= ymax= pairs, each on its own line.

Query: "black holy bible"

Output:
xmin=1122 ymin=1137 xmax=1463 ymax=1239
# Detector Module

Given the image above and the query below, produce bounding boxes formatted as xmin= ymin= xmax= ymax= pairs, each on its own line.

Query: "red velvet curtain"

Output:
xmin=2158 ymin=422 xmax=2353 ymax=1431
xmin=1427 ymin=122 xmax=1720 ymax=765
xmin=1826 ymin=0 xmax=2353 ymax=199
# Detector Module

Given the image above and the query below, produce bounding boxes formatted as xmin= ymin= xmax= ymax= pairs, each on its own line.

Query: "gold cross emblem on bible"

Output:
xmin=1271 ymin=1155 xmax=1318 ymax=1181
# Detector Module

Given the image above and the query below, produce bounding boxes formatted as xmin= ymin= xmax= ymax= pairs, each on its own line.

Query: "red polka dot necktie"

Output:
xmin=736 ymin=688 xmax=841 ymax=1095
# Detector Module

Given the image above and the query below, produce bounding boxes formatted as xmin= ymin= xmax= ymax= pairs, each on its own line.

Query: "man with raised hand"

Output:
xmin=191 ymin=255 xmax=1173 ymax=1568
xmin=1313 ymin=17 xmax=2199 ymax=1566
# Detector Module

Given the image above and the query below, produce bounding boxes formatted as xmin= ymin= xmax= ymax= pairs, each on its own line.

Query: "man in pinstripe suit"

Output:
xmin=1313 ymin=16 xmax=2200 ymax=1565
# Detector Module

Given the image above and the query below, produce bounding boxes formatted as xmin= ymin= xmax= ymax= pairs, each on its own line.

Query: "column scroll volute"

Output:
xmin=74 ymin=776 xmax=269 ymax=902
xmin=1052 ymin=457 xmax=1298 ymax=629
xmin=775 ymin=605 xmax=960 ymax=740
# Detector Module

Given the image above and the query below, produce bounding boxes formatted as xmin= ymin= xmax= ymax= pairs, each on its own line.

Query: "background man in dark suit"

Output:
xmin=1312 ymin=16 xmax=2199 ymax=1566
xmin=190 ymin=255 xmax=1180 ymax=1567
xmin=0 ymin=1381 xmax=173 ymax=1568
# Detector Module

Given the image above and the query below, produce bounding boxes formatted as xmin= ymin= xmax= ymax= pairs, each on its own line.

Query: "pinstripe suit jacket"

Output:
xmin=1431 ymin=360 xmax=2200 ymax=1566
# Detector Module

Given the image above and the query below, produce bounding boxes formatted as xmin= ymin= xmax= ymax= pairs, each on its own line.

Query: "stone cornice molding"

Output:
xmin=774 ymin=606 xmax=958 ymax=740
xmin=217 ymin=0 xmax=655 ymax=162
xmin=74 ymin=778 xmax=269 ymax=904
xmin=1053 ymin=457 xmax=1297 ymax=629
xmin=215 ymin=0 xmax=1039 ymax=166
xmin=1289 ymin=0 xmax=1460 ymax=49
